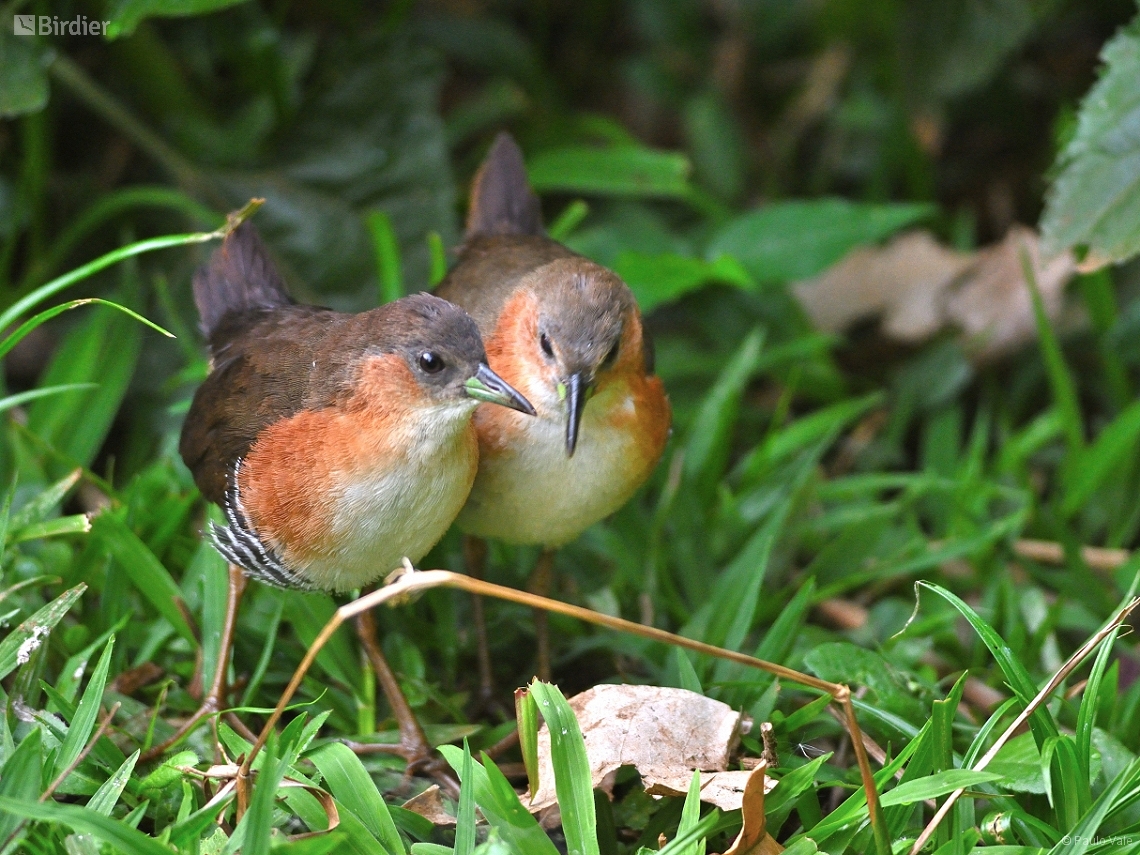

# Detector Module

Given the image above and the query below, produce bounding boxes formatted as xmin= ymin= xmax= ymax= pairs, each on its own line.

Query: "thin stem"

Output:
xmin=909 ymin=596 xmax=1140 ymax=853
xmin=238 ymin=569 xmax=853 ymax=796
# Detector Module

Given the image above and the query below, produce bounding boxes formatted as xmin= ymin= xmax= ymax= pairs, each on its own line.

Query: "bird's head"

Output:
xmin=504 ymin=258 xmax=647 ymax=456
xmin=353 ymin=293 xmax=534 ymax=422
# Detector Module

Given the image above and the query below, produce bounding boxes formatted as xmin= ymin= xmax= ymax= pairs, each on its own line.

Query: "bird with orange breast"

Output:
xmin=163 ymin=219 xmax=533 ymax=768
xmin=435 ymin=132 xmax=671 ymax=683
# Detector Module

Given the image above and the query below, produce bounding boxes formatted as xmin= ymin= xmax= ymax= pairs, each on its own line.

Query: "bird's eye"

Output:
xmin=601 ymin=340 xmax=620 ymax=369
xmin=418 ymin=351 xmax=444 ymax=373
xmin=539 ymin=332 xmax=554 ymax=359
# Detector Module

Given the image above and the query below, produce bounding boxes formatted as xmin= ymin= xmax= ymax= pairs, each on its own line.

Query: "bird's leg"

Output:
xmin=527 ymin=548 xmax=556 ymax=681
xmin=463 ymin=535 xmax=497 ymax=705
xmin=354 ymin=609 xmax=435 ymax=770
xmin=142 ymin=564 xmax=247 ymax=761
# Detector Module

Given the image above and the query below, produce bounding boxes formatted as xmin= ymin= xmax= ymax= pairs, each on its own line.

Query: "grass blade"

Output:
xmin=309 ymin=742 xmax=404 ymax=855
xmin=530 ymin=680 xmax=600 ymax=855
xmin=0 ymin=297 xmax=172 ymax=361
xmin=0 ymin=583 xmax=86 ymax=682
xmin=914 ymin=582 xmax=1059 ymax=745
xmin=454 ymin=741 xmax=476 ymax=855
xmin=54 ymin=636 xmax=114 ymax=779
xmin=439 ymin=745 xmax=560 ymax=855
xmin=90 ymin=514 xmax=195 ymax=645
xmin=0 ymin=794 xmax=174 ymax=855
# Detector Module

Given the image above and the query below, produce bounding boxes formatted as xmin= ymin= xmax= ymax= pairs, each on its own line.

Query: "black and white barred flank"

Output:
xmin=209 ymin=463 xmax=312 ymax=590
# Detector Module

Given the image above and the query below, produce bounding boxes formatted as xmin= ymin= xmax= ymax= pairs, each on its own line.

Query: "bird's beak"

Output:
xmin=565 ymin=372 xmax=590 ymax=457
xmin=465 ymin=364 xmax=536 ymax=415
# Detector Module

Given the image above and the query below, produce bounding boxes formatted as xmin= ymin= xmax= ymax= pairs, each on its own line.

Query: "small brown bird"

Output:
xmin=436 ymin=133 xmax=671 ymax=681
xmin=160 ymin=221 xmax=533 ymax=765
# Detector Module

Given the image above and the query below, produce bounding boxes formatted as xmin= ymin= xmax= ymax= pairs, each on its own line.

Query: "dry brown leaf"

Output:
xmin=791 ymin=226 xmax=1076 ymax=361
xmin=529 ymin=685 xmax=746 ymax=811
xmin=644 ymin=769 xmax=777 ymax=811
xmin=718 ymin=764 xmax=783 ymax=855
xmin=792 ymin=231 xmax=971 ymax=339
xmin=402 ymin=785 xmax=454 ymax=826
xmin=945 ymin=225 xmax=1074 ymax=360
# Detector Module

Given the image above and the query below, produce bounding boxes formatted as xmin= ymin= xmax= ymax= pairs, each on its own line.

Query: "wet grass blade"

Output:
xmin=438 ymin=745 xmax=559 ymax=855
xmin=530 ymin=680 xmax=600 ymax=855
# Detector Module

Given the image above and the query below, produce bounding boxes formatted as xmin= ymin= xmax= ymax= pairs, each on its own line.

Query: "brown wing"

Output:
xmin=179 ymin=306 xmax=358 ymax=505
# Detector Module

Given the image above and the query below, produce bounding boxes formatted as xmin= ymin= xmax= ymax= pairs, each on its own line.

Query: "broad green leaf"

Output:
xmin=1041 ymin=12 xmax=1140 ymax=268
xmin=529 ymin=681 xmax=599 ymax=855
xmin=528 ymin=146 xmax=692 ymax=199
xmin=105 ymin=0 xmax=252 ymax=38
xmin=614 ymin=252 xmax=752 ymax=312
xmin=0 ymin=23 xmax=49 ymax=117
xmin=707 ymin=199 xmax=934 ymax=282
xmin=0 ymin=583 xmax=86 ymax=682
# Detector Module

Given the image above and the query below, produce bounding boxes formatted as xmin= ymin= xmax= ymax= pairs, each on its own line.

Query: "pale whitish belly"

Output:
xmin=303 ymin=433 xmax=475 ymax=591
xmin=457 ymin=404 xmax=647 ymax=546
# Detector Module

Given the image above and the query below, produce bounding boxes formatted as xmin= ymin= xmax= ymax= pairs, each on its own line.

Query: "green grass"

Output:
xmin=5 ymin=1 xmax=1140 ymax=853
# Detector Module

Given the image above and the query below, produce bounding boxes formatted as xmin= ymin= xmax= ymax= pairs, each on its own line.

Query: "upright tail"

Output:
xmin=465 ymin=132 xmax=544 ymax=239
xmin=193 ymin=222 xmax=293 ymax=338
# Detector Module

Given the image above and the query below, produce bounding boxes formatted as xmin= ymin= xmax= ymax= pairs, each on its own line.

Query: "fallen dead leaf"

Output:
xmin=945 ymin=225 xmax=1074 ymax=360
xmin=792 ymin=225 xmax=1075 ymax=361
xmin=402 ymin=785 xmax=454 ymax=826
xmin=719 ymin=764 xmax=783 ymax=855
xmin=529 ymin=685 xmax=747 ymax=812
xmin=645 ymin=768 xmax=777 ymax=811
xmin=793 ymin=231 xmax=971 ymax=339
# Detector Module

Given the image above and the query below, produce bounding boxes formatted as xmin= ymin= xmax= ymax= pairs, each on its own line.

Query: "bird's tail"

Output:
xmin=193 ymin=222 xmax=293 ymax=337
xmin=465 ymin=132 xmax=544 ymax=239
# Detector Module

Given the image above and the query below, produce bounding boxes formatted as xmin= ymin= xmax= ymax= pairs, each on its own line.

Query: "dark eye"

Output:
xmin=601 ymin=340 xmax=620 ymax=369
xmin=539 ymin=332 xmax=554 ymax=359
xmin=418 ymin=351 xmax=444 ymax=373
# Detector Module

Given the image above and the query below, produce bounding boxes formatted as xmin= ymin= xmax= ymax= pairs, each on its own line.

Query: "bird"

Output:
xmin=435 ymin=132 xmax=671 ymax=685
xmin=154 ymin=219 xmax=534 ymax=768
